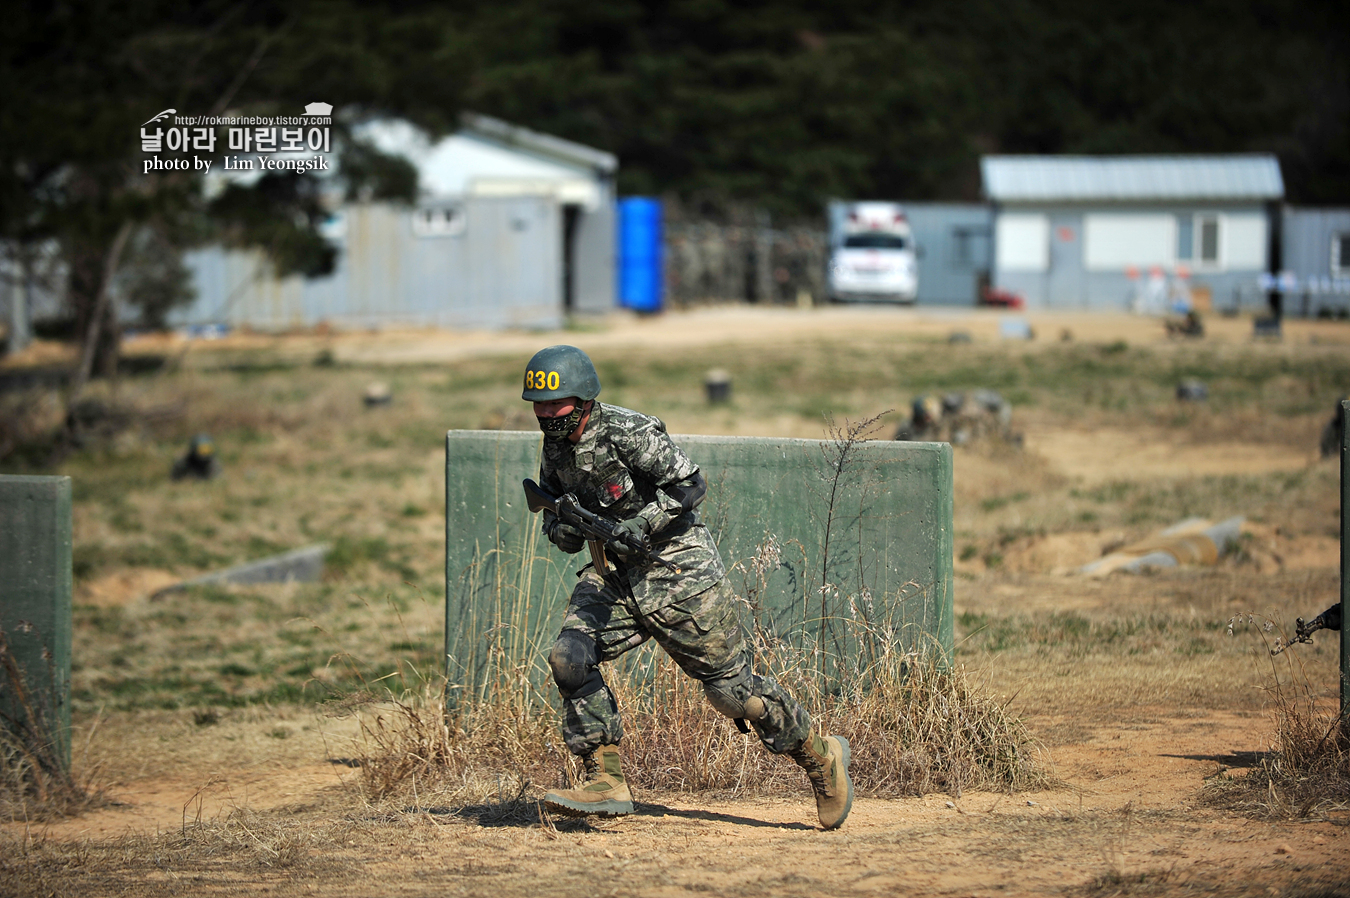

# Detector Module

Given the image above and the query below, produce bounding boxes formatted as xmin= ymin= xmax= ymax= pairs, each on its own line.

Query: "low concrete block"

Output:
xmin=153 ymin=544 xmax=330 ymax=596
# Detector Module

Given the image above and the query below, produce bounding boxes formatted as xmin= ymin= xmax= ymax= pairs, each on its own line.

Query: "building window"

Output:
xmin=1178 ymin=214 xmax=1220 ymax=266
xmin=950 ymin=229 xmax=972 ymax=267
xmin=1198 ymin=216 xmax=1219 ymax=264
xmin=995 ymin=214 xmax=1049 ymax=272
xmin=1334 ymin=233 xmax=1350 ymax=276
xmin=948 ymin=226 xmax=990 ymax=270
xmin=1084 ymin=214 xmax=1174 ymax=270
xmin=1221 ymin=214 xmax=1266 ymax=270
xmin=412 ymin=205 xmax=466 ymax=238
xmin=1176 ymin=216 xmax=1192 ymax=260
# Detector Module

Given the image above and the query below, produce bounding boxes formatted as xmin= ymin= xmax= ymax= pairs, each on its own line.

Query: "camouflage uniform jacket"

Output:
xmin=539 ymin=402 xmax=725 ymax=614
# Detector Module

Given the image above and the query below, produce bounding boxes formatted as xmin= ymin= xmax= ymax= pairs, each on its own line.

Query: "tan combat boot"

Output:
xmin=790 ymin=732 xmax=853 ymax=830
xmin=542 ymin=744 xmax=634 ymax=817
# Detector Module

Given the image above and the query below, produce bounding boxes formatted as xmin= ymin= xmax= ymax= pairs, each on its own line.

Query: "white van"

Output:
xmin=827 ymin=201 xmax=919 ymax=304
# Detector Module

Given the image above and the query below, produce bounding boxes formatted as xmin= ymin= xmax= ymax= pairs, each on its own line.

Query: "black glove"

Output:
xmin=610 ymin=517 xmax=649 ymax=558
xmin=548 ymin=520 xmax=586 ymax=554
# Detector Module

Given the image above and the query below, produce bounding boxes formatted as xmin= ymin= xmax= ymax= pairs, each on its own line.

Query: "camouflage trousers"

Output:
xmin=551 ymin=567 xmax=812 ymax=758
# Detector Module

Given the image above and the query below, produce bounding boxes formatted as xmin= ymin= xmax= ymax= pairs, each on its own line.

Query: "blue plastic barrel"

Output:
xmin=617 ymin=197 xmax=664 ymax=312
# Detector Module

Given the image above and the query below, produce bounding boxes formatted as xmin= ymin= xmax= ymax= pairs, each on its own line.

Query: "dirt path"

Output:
xmin=350 ymin=709 xmax=1348 ymax=897
xmin=81 ymin=305 xmax=1349 ymax=370
xmin=7 ymin=764 xmax=355 ymax=842
xmin=15 ymin=708 xmax=1343 ymax=896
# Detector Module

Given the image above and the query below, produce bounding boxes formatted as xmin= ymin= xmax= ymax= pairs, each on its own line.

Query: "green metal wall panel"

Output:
xmin=0 ymin=475 xmax=73 ymax=769
xmin=1341 ymin=400 xmax=1348 ymax=719
xmin=444 ymin=431 xmax=953 ymax=698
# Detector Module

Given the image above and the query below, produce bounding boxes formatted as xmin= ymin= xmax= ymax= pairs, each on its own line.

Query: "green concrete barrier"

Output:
xmin=445 ymin=430 xmax=953 ymax=700
xmin=0 ymin=475 xmax=73 ymax=771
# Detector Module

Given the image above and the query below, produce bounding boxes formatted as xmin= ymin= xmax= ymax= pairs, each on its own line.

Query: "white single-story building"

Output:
xmin=982 ymin=154 xmax=1284 ymax=311
xmin=175 ymin=114 xmax=617 ymax=331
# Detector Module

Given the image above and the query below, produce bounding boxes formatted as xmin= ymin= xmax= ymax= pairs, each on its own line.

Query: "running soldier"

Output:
xmin=171 ymin=434 xmax=221 ymax=481
xmin=523 ymin=345 xmax=853 ymax=830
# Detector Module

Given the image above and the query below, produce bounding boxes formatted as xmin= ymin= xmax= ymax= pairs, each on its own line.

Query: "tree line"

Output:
xmin=1 ymin=0 xmax=1346 ymax=387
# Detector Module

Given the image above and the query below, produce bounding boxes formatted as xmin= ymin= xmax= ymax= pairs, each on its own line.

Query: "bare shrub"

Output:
xmin=829 ymin=652 xmax=1044 ymax=797
xmin=353 ymin=673 xmax=559 ymax=809
xmin=165 ymin=806 xmax=344 ymax=868
xmin=349 ymin=639 xmax=1044 ymax=810
xmin=620 ymin=645 xmax=1044 ymax=799
xmin=0 ymin=627 xmax=106 ymax=821
xmin=1206 ymin=614 xmax=1350 ymax=818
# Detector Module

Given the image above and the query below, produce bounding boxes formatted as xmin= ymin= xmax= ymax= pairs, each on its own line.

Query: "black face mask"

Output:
xmin=537 ymin=404 xmax=586 ymax=440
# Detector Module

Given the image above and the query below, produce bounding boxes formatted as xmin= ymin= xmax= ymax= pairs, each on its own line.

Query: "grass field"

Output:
xmin=2 ymin=308 xmax=1348 ymax=896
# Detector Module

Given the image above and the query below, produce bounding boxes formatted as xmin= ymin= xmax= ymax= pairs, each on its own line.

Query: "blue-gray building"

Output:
xmin=904 ymin=203 xmax=993 ymax=305
xmin=1280 ymin=208 xmax=1350 ymax=316
xmin=982 ymin=155 xmax=1284 ymax=311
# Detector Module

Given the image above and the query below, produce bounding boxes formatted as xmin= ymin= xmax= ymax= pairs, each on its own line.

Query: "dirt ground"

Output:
xmin=5 ymin=306 xmax=1350 ymax=897
xmin=14 ymin=712 xmax=1344 ymax=897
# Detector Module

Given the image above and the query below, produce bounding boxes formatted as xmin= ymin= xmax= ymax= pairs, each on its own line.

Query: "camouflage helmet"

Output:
xmin=189 ymin=433 xmax=215 ymax=457
xmin=912 ymin=396 xmax=941 ymax=427
xmin=521 ymin=345 xmax=601 ymax=403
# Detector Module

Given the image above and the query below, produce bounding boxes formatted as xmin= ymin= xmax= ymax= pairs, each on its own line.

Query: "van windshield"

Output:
xmin=843 ymin=233 xmax=908 ymax=250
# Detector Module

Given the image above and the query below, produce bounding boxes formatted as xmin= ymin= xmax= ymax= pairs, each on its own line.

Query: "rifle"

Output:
xmin=523 ymin=479 xmax=679 ymax=574
xmin=1271 ymin=603 xmax=1342 ymax=655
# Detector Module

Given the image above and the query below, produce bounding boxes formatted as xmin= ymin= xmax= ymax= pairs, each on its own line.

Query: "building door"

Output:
xmin=561 ymin=204 xmax=580 ymax=312
xmin=950 ymin=224 xmax=992 ymax=304
xmin=1047 ymin=214 xmax=1084 ymax=307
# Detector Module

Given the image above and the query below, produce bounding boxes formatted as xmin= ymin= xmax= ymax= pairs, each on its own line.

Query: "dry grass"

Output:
xmin=1 ymin=322 xmax=1348 ymax=834
xmin=1202 ymin=614 xmax=1350 ymax=819
xmin=348 ymin=642 xmax=1044 ymax=816
xmin=2 ymin=320 xmax=1350 ymax=898
xmin=0 ymin=627 xmax=110 ymax=822
xmin=1 ymin=805 xmax=365 ymax=896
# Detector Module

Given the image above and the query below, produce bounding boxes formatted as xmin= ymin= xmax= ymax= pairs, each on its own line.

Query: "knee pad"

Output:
xmin=702 ymin=672 xmax=766 ymax=722
xmin=549 ymin=630 xmax=604 ymax=699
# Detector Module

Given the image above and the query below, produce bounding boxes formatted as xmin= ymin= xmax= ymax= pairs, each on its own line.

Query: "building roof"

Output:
xmin=981 ymin=155 xmax=1284 ymax=203
xmin=460 ymin=113 xmax=617 ymax=175
xmin=353 ymin=114 xmax=616 ymax=203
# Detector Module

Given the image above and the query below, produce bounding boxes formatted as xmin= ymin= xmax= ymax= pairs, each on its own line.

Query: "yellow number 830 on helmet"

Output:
xmin=521 ymin=345 xmax=601 ymax=403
